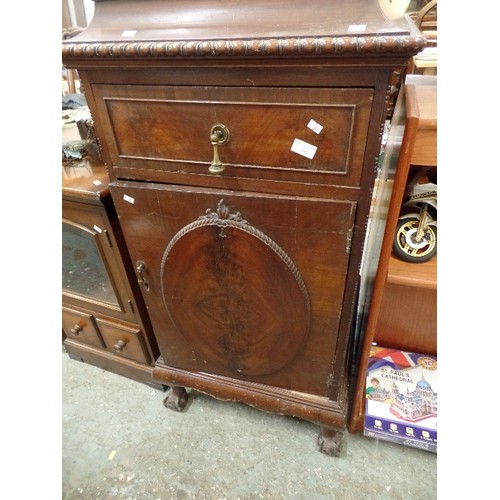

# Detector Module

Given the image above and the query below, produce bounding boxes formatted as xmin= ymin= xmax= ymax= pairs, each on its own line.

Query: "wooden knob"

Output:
xmin=70 ymin=324 xmax=83 ymax=336
xmin=113 ymin=339 xmax=127 ymax=352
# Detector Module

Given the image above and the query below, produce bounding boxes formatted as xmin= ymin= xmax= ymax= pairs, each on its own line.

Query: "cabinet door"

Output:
xmin=62 ymin=219 xmax=120 ymax=307
xmin=111 ymin=182 xmax=356 ymax=398
xmin=62 ymin=201 xmax=137 ymax=323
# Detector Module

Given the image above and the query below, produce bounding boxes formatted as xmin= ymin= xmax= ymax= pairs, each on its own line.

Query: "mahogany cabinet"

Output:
xmin=62 ymin=158 xmax=162 ymax=388
xmin=62 ymin=0 xmax=424 ymax=456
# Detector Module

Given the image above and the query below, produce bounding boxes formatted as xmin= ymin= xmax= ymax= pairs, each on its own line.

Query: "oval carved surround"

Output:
xmin=160 ymin=199 xmax=311 ymax=377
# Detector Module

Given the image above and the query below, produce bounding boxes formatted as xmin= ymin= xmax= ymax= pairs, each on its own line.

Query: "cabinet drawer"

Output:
xmin=62 ymin=307 xmax=104 ymax=348
xmin=95 ymin=317 xmax=150 ymax=364
xmin=93 ymin=85 xmax=373 ymax=188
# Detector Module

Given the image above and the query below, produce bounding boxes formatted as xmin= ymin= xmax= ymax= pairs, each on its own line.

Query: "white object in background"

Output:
xmin=83 ymin=0 xmax=95 ymax=25
xmin=378 ymin=0 xmax=411 ymax=20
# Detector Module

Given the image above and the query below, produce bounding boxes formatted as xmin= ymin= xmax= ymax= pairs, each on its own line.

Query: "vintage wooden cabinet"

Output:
xmin=62 ymin=157 xmax=162 ymax=388
xmin=62 ymin=0 xmax=424 ymax=455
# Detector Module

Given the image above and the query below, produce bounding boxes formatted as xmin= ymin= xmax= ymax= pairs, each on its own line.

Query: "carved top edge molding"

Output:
xmin=62 ymin=34 xmax=426 ymax=60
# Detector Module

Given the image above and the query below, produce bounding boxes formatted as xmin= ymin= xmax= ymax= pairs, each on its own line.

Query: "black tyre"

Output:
xmin=393 ymin=217 xmax=437 ymax=263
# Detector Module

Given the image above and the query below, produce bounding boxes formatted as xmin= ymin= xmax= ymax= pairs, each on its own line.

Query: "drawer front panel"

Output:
xmin=96 ymin=318 xmax=150 ymax=364
xmin=110 ymin=181 xmax=357 ymax=397
xmin=62 ymin=307 xmax=104 ymax=348
xmin=93 ymin=85 xmax=373 ymax=187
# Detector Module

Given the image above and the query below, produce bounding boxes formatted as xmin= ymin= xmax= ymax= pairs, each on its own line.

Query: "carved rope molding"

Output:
xmin=62 ymin=34 xmax=426 ymax=60
xmin=160 ymin=199 xmax=311 ymax=324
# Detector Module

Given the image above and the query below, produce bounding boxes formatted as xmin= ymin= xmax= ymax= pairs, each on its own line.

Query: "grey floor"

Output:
xmin=62 ymin=353 xmax=438 ymax=499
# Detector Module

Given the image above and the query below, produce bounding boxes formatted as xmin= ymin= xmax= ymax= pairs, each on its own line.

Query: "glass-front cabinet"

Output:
xmin=62 ymin=158 xmax=161 ymax=387
xmin=62 ymin=220 xmax=120 ymax=307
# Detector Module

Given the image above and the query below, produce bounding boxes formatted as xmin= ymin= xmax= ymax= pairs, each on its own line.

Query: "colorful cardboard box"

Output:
xmin=364 ymin=346 xmax=437 ymax=453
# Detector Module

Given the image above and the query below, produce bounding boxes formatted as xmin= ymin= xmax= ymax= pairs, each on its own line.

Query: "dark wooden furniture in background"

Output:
xmin=62 ymin=158 xmax=162 ymax=389
xmin=62 ymin=0 xmax=424 ymax=456
xmin=349 ymin=75 xmax=437 ymax=433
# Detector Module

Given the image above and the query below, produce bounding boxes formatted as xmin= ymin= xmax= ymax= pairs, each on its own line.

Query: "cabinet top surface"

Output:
xmin=63 ymin=0 xmax=425 ymax=63
xmin=413 ymin=86 xmax=437 ymax=129
xmin=406 ymin=77 xmax=437 ymax=129
xmin=62 ymin=158 xmax=110 ymax=201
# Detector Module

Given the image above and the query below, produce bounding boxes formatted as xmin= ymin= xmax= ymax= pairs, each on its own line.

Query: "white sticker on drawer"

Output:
xmin=291 ymin=138 xmax=317 ymax=160
xmin=122 ymin=30 xmax=137 ymax=38
xmin=307 ymin=119 xmax=323 ymax=134
xmin=123 ymin=194 xmax=135 ymax=204
xmin=93 ymin=225 xmax=102 ymax=233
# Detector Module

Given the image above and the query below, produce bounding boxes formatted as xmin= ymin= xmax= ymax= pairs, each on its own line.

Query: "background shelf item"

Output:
xmin=62 ymin=156 xmax=163 ymax=389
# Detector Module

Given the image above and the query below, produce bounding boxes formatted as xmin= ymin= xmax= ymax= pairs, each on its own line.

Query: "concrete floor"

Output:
xmin=62 ymin=353 xmax=437 ymax=499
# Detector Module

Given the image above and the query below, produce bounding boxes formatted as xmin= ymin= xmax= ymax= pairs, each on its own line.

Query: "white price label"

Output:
xmin=307 ymin=119 xmax=323 ymax=134
xmin=122 ymin=30 xmax=137 ymax=38
xmin=291 ymin=138 xmax=317 ymax=160
xmin=123 ymin=194 xmax=135 ymax=204
xmin=348 ymin=24 xmax=367 ymax=32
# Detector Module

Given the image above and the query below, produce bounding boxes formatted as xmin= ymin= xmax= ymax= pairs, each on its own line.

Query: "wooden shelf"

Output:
xmin=387 ymin=254 xmax=436 ymax=289
xmin=410 ymin=85 xmax=437 ymax=165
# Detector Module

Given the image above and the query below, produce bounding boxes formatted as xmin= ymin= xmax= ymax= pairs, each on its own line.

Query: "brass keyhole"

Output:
xmin=136 ymin=260 xmax=150 ymax=291
xmin=209 ymin=123 xmax=230 ymax=174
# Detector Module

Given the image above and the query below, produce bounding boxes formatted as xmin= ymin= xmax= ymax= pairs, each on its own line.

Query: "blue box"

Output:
xmin=364 ymin=346 xmax=437 ymax=453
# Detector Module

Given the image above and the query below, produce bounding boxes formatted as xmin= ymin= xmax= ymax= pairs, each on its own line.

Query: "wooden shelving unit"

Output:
xmin=349 ymin=75 xmax=437 ymax=433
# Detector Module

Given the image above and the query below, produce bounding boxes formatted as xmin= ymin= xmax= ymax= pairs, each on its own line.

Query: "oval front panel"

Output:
xmin=161 ymin=210 xmax=310 ymax=377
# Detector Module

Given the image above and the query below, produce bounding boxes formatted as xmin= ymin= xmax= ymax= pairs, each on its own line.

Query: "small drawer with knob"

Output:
xmin=91 ymin=84 xmax=373 ymax=190
xmin=62 ymin=307 xmax=104 ymax=348
xmin=95 ymin=317 xmax=151 ymax=364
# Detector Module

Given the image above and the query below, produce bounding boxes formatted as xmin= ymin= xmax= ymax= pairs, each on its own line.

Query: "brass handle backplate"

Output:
xmin=209 ymin=123 xmax=230 ymax=174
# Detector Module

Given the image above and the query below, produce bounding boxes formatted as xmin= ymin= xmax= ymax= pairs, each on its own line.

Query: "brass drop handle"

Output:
xmin=209 ymin=123 xmax=230 ymax=174
xmin=113 ymin=339 xmax=127 ymax=352
xmin=136 ymin=260 xmax=150 ymax=291
xmin=70 ymin=324 xmax=83 ymax=336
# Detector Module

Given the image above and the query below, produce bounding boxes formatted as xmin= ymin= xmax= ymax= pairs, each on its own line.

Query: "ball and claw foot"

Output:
xmin=163 ymin=386 xmax=189 ymax=412
xmin=318 ymin=426 xmax=344 ymax=457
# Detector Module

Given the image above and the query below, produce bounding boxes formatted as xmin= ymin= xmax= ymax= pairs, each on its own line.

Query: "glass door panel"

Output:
xmin=62 ymin=221 xmax=119 ymax=306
